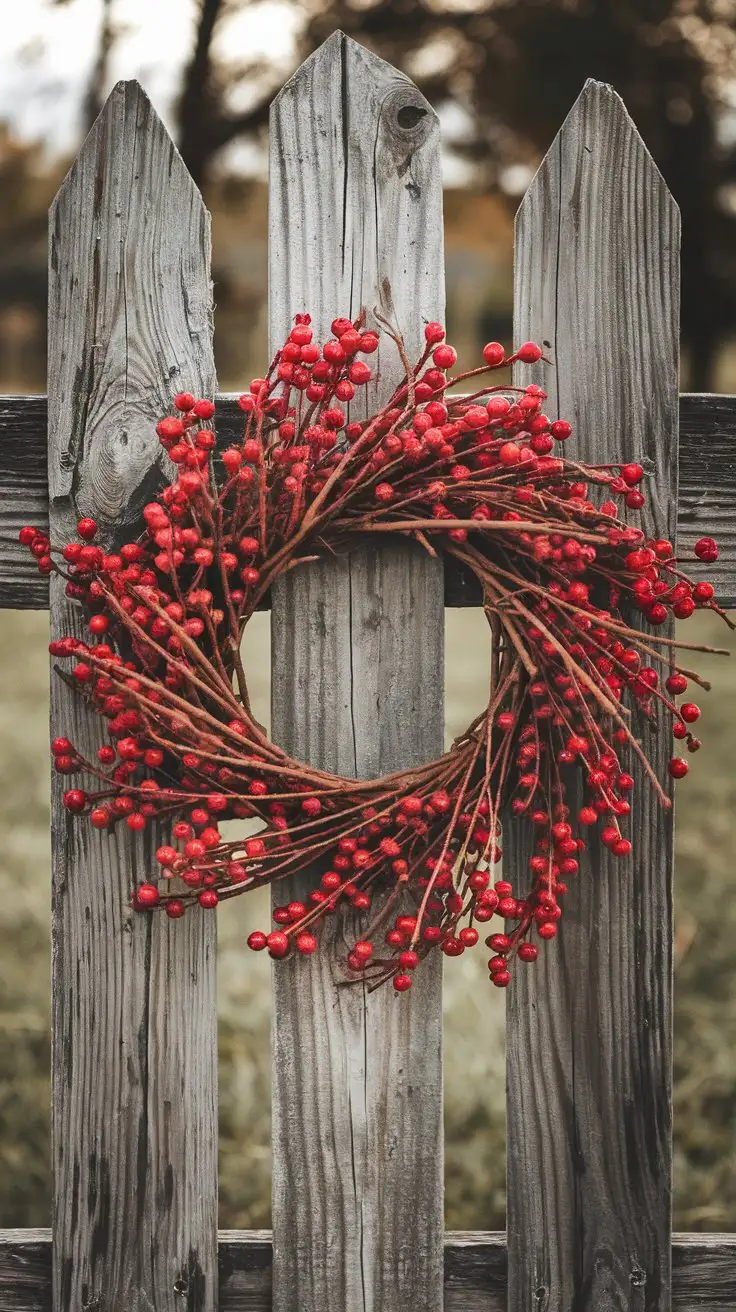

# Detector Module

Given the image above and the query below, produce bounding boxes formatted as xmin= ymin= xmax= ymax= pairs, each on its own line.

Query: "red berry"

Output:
xmin=620 ymin=463 xmax=643 ymax=486
xmin=136 ymin=883 xmax=160 ymax=908
xmin=77 ymin=517 xmax=97 ymax=540
xmin=174 ymin=392 xmax=196 ymax=411
xmin=63 ymin=788 xmax=87 ymax=813
xmin=680 ymin=702 xmax=700 ymax=723
xmin=323 ymin=339 xmax=345 ymax=364
xmin=668 ymin=757 xmax=689 ymax=779
xmin=487 ymin=933 xmax=510 ymax=953
xmin=90 ymin=807 xmax=110 ymax=829
xmin=665 ymin=673 xmax=687 ymax=695
xmin=156 ymin=416 xmax=185 ymax=440
xmin=247 ymin=931 xmax=268 ymax=951
xmin=424 ymin=322 xmax=445 ymax=344
xmin=432 ymin=344 xmax=457 ymax=369
xmin=486 ymin=396 xmax=510 ymax=420
xmin=393 ymin=973 xmax=412 ymax=992
xmin=694 ymin=536 xmax=718 ymax=562
xmin=647 ymin=603 xmax=668 ymax=625
xmin=538 ymin=922 xmax=557 ymax=940
xmin=491 ymin=969 xmax=511 ymax=987
xmin=267 ymin=931 xmax=289 ymax=958
xmin=499 ymin=442 xmax=521 ymax=466
xmin=222 ymin=448 xmax=242 ymax=474
xmin=518 ymin=944 xmax=538 ymax=963
xmin=193 ymin=399 xmax=215 ymax=419
xmin=296 ymin=932 xmax=318 ymax=954
xmin=516 ymin=341 xmax=542 ymax=364
xmin=693 ymin=581 xmax=715 ymax=602
xmin=349 ymin=361 xmax=372 ymax=385
xmin=399 ymin=950 xmax=419 ymax=970
xmin=550 ymin=419 xmax=572 ymax=440
xmin=166 ymin=900 xmax=185 ymax=919
xmin=459 ymin=927 xmax=479 ymax=947
xmin=482 ymin=341 xmax=505 ymax=366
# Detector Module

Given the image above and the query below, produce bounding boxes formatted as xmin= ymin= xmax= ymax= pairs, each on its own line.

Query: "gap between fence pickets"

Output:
xmin=1 ymin=1231 xmax=736 ymax=1310
xmin=1 ymin=393 xmax=735 ymax=611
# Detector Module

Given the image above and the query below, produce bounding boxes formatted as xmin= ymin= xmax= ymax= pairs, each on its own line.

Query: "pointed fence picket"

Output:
xmin=508 ymin=80 xmax=679 ymax=1310
xmin=268 ymin=35 xmax=444 ymax=1312
xmin=48 ymin=82 xmax=218 ymax=1312
xmin=0 ymin=30 xmax=735 ymax=1312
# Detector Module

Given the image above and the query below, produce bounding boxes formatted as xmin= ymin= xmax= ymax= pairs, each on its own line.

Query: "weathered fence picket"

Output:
xmin=48 ymin=83 xmax=218 ymax=1311
xmin=0 ymin=32 xmax=735 ymax=1312
xmin=268 ymin=34 xmax=445 ymax=1312
xmin=508 ymin=81 xmax=679 ymax=1310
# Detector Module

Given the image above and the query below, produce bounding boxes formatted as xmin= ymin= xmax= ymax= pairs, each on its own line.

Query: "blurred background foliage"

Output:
xmin=1 ymin=0 xmax=735 ymax=1234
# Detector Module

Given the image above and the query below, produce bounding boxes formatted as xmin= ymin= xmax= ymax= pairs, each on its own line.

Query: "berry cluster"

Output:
xmin=23 ymin=313 xmax=729 ymax=992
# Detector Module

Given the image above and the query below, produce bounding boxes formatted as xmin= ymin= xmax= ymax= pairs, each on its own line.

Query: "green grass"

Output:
xmin=0 ymin=608 xmax=733 ymax=1231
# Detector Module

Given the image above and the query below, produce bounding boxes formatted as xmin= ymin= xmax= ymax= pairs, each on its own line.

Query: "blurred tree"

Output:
xmin=177 ymin=0 xmax=290 ymax=188
xmin=52 ymin=0 xmax=119 ymax=132
xmin=294 ymin=0 xmax=736 ymax=389
xmin=0 ymin=127 xmax=65 ymax=386
xmin=48 ymin=0 xmax=736 ymax=384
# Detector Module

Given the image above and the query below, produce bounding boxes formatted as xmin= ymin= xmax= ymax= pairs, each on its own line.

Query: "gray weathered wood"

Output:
xmin=268 ymin=31 xmax=445 ymax=1312
xmin=4 ymin=1230 xmax=736 ymax=1312
xmin=507 ymin=79 xmax=680 ymax=1311
xmin=48 ymin=82 xmax=218 ymax=1311
xmin=2 ymin=392 xmax=735 ymax=608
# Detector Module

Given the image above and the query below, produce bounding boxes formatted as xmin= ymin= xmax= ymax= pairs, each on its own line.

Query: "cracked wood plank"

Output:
xmin=268 ymin=31 xmax=445 ymax=1312
xmin=48 ymin=82 xmax=218 ymax=1311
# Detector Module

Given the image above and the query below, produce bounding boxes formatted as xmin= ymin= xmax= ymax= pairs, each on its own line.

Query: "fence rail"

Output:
xmin=1 ymin=392 xmax=735 ymax=608
xmin=2 ymin=28 xmax=734 ymax=1312
xmin=2 ymin=1231 xmax=736 ymax=1310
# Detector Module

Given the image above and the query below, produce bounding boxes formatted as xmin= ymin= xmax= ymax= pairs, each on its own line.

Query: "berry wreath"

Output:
xmin=23 ymin=312 xmax=728 ymax=993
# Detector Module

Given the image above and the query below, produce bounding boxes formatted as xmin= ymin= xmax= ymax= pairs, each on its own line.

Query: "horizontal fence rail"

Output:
xmin=2 ymin=1231 xmax=736 ymax=1311
xmin=1 ymin=392 xmax=735 ymax=609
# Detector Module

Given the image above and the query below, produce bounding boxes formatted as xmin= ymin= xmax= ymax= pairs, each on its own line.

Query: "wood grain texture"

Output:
xmin=4 ymin=1231 xmax=736 ymax=1312
xmin=268 ymin=31 xmax=445 ymax=1312
xmin=677 ymin=393 xmax=736 ymax=596
xmin=48 ymin=82 xmax=218 ymax=1311
xmin=508 ymin=80 xmax=680 ymax=1311
xmin=0 ymin=396 xmax=49 ymax=608
xmin=2 ymin=392 xmax=735 ymax=609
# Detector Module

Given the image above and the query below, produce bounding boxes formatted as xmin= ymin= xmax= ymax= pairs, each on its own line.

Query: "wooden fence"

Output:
xmin=0 ymin=29 xmax=735 ymax=1312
